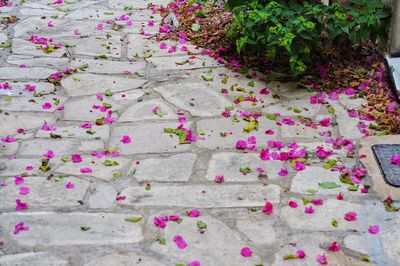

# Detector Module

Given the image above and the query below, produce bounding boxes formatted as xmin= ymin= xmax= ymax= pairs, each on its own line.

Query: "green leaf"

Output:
xmin=124 ymin=216 xmax=143 ymax=223
xmin=266 ymin=114 xmax=277 ymax=120
xmin=306 ymin=189 xmax=318 ymax=195
xmin=239 ymin=166 xmax=252 ymax=174
xmin=196 ymin=220 xmax=207 ymax=229
xmin=104 ymin=89 xmax=113 ymax=96
xmin=156 ymin=237 xmax=166 ymax=245
xmin=319 ymin=182 xmax=341 ymax=189
xmin=103 ymin=159 xmax=119 ymax=166
xmin=201 ymin=74 xmax=213 ymax=81
xmin=80 ymin=226 xmax=91 ymax=231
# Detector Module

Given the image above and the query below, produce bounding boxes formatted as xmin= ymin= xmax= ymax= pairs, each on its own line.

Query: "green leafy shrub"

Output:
xmin=226 ymin=0 xmax=392 ymax=75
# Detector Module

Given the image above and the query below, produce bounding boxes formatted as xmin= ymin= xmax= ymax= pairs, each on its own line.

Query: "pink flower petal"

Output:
xmin=240 ymin=247 xmax=252 ymax=257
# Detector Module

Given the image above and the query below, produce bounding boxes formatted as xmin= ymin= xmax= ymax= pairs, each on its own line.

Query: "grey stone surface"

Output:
xmin=0 ymin=252 xmax=68 ymax=266
xmin=0 ymin=212 xmax=143 ymax=246
xmin=0 ymin=67 xmax=56 ymax=80
xmin=236 ymin=219 xmax=277 ymax=246
xmin=109 ymin=122 xmax=192 ymax=154
xmin=118 ymin=98 xmax=179 ymax=122
xmin=88 ymin=184 xmax=117 ymax=209
xmin=134 ymin=153 xmax=197 ymax=182
xmin=0 ymin=176 xmax=89 ymax=209
xmin=151 ymin=215 xmax=262 ymax=266
xmin=119 ymin=184 xmax=280 ymax=208
xmin=84 ymin=252 xmax=165 ymax=266
xmin=290 ymin=166 xmax=345 ymax=195
xmin=69 ymin=58 xmax=147 ymax=74
xmin=61 ymin=73 xmax=147 ymax=96
xmin=206 ymin=152 xmax=284 ymax=182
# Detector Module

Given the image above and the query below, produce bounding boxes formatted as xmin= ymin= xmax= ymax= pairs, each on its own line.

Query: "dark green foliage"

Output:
xmin=225 ymin=0 xmax=392 ymax=75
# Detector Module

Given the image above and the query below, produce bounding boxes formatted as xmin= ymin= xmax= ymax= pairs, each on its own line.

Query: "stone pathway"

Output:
xmin=0 ymin=1 xmax=400 ymax=266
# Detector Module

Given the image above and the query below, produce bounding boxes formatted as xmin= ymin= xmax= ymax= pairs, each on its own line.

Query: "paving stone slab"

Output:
xmin=18 ymin=139 xmax=78 ymax=158
xmin=271 ymin=233 xmax=335 ymax=266
xmin=65 ymin=35 xmax=122 ymax=58
xmin=0 ymin=32 xmax=8 ymax=48
xmin=65 ymin=6 xmax=154 ymax=21
xmin=329 ymin=100 xmax=363 ymax=140
xmin=280 ymin=199 xmax=363 ymax=231
xmin=150 ymin=215 xmax=262 ymax=266
xmin=0 ymin=252 xmax=68 ymax=266
xmin=69 ymin=57 xmax=146 ymax=74
xmin=13 ymin=17 xmax=104 ymax=38
xmin=109 ymin=0 xmax=172 ymax=9
xmin=0 ymin=94 xmax=67 ymax=113
xmin=84 ymin=252 xmax=165 ymax=266
xmin=88 ymin=184 xmax=116 ymax=209
xmin=236 ymin=219 xmax=277 ymax=246
xmin=0 ymin=67 xmax=56 ymax=80
xmin=153 ymin=82 xmax=231 ymax=117
xmin=7 ymin=55 xmax=70 ymax=69
xmin=0 ymin=176 xmax=89 ymax=209
xmin=61 ymin=73 xmax=147 ymax=97
xmin=196 ymin=117 xmax=279 ymax=150
xmin=206 ymin=152 xmax=284 ymax=182
xmin=119 ymin=184 xmax=280 ymax=208
xmin=147 ymin=55 xmax=221 ymax=71
xmin=0 ymin=141 xmax=19 ymax=156
xmin=0 ymin=158 xmax=41 ymax=177
xmin=281 ymin=116 xmax=333 ymax=139
xmin=263 ymin=99 xmax=321 ymax=118
xmin=134 ymin=153 xmax=197 ymax=182
xmin=270 ymin=81 xmax=315 ymax=100
xmin=0 ymin=113 xmax=53 ymax=137
xmin=0 ymin=81 xmax=54 ymax=97
xmin=35 ymin=124 xmax=110 ymax=140
xmin=79 ymin=140 xmax=105 ymax=151
xmin=290 ymin=166 xmax=345 ymax=195
xmin=127 ymin=35 xmax=196 ymax=58
xmin=12 ymin=38 xmax=67 ymax=58
xmin=118 ymin=98 xmax=179 ymax=122
xmin=62 ymin=95 xmax=124 ymax=121
xmin=19 ymin=7 xmax=66 ymax=17
xmin=0 ymin=212 xmax=143 ymax=246
xmin=109 ymin=122 xmax=192 ymax=155
xmin=55 ymin=156 xmax=131 ymax=181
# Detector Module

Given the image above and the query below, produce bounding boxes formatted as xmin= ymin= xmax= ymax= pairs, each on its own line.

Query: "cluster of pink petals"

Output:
xmin=328 ymin=242 xmax=341 ymax=252
xmin=186 ymin=209 xmax=201 ymax=217
xmin=71 ymin=154 xmax=82 ymax=163
xmin=43 ymin=150 xmax=55 ymax=159
xmin=344 ymin=212 xmax=357 ymax=222
xmin=15 ymin=199 xmax=28 ymax=211
xmin=80 ymin=167 xmax=92 ymax=174
xmin=14 ymin=222 xmax=29 ymax=235
xmin=262 ymin=201 xmax=273 ymax=215
xmin=153 ymin=215 xmax=181 ymax=229
xmin=214 ymin=175 xmax=224 ymax=183
xmin=90 ymin=150 xmax=120 ymax=158
xmin=1 ymin=136 xmax=16 ymax=143
xmin=368 ymin=225 xmax=380 ymax=234
xmin=316 ymin=254 xmax=328 ymax=265
xmin=173 ymin=235 xmax=187 ymax=249
xmin=0 ymin=82 xmax=12 ymax=89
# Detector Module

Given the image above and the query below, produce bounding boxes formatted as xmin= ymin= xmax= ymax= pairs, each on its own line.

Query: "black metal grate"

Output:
xmin=372 ymin=144 xmax=400 ymax=187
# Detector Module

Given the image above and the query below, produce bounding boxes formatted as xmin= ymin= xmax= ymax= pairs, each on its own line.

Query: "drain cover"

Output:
xmin=372 ymin=144 xmax=400 ymax=187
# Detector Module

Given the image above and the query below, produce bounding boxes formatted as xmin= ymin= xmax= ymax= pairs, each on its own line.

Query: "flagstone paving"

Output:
xmin=0 ymin=1 xmax=400 ymax=266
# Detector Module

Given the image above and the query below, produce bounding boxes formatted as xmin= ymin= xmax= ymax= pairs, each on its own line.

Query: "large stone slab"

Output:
xmin=55 ymin=156 xmax=131 ymax=181
xmin=65 ymin=6 xmax=153 ymax=20
xmin=0 ymin=113 xmax=53 ymax=136
xmin=0 ymin=158 xmax=41 ymax=177
xmin=84 ymin=252 xmax=165 ymax=266
xmin=263 ymin=99 xmax=321 ymax=117
xmin=0 ymin=212 xmax=143 ymax=246
xmin=62 ymin=95 xmax=124 ymax=121
xmin=12 ymin=38 xmax=67 ymax=58
xmin=119 ymin=184 xmax=280 ymax=208
xmin=206 ymin=152 xmax=284 ymax=182
xmin=196 ymin=117 xmax=279 ymax=150
xmin=7 ymin=55 xmax=69 ymax=69
xmin=13 ymin=17 xmax=103 ymax=38
xmin=153 ymin=82 xmax=231 ymax=117
xmin=109 ymin=122 xmax=192 ymax=154
xmin=134 ymin=153 xmax=197 ymax=182
xmin=147 ymin=55 xmax=221 ymax=71
xmin=88 ymin=184 xmax=116 ymax=209
xmin=0 ymin=81 xmax=54 ymax=97
xmin=109 ymin=0 xmax=172 ymax=9
xmin=69 ymin=58 xmax=146 ymax=74
xmin=0 ymin=252 xmax=68 ymax=266
xmin=280 ymin=199 xmax=363 ymax=231
xmin=18 ymin=139 xmax=78 ymax=158
xmin=290 ymin=166 xmax=345 ymax=195
xmin=236 ymin=219 xmax=277 ymax=246
xmin=0 ymin=141 xmax=19 ymax=156
xmin=61 ymin=73 xmax=147 ymax=96
xmin=151 ymin=215 xmax=262 ymax=266
xmin=0 ymin=67 xmax=56 ymax=80
xmin=66 ymin=35 xmax=122 ymax=58
xmin=35 ymin=124 xmax=110 ymax=140
xmin=328 ymin=100 xmax=363 ymax=140
xmin=0 ymin=95 xmax=67 ymax=113
xmin=0 ymin=176 xmax=89 ymax=209
xmin=118 ymin=98 xmax=179 ymax=122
